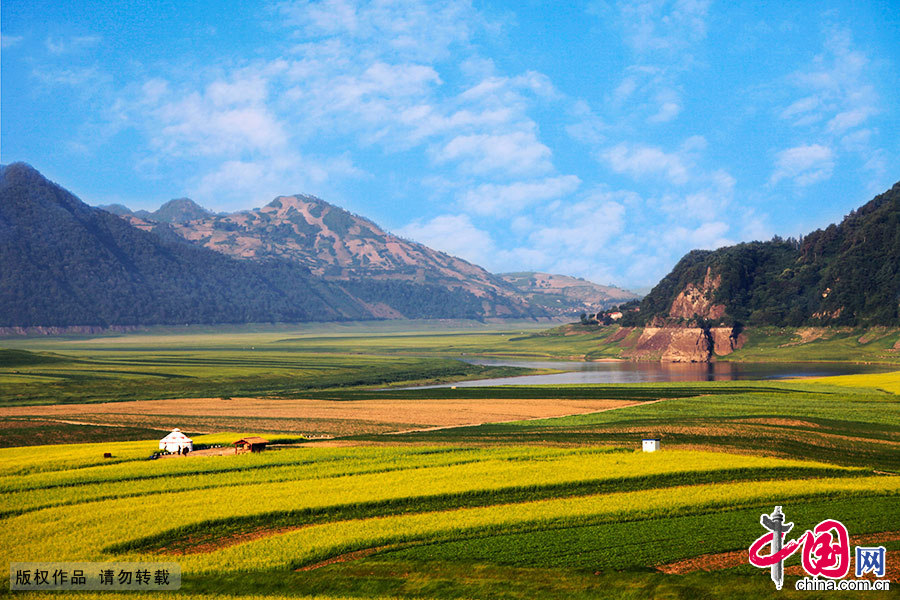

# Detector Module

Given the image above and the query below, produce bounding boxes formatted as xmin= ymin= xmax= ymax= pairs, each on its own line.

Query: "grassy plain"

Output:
xmin=2 ymin=322 xmax=899 ymax=598
xmin=722 ymin=326 xmax=900 ymax=364
xmin=1 ymin=321 xmax=897 ymax=410
xmin=376 ymin=380 xmax=900 ymax=471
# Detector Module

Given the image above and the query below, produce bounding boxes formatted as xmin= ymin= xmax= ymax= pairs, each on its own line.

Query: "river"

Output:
xmin=413 ymin=358 xmax=892 ymax=388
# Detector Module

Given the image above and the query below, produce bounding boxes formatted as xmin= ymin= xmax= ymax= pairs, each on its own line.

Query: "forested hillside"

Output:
xmin=627 ymin=182 xmax=900 ymax=327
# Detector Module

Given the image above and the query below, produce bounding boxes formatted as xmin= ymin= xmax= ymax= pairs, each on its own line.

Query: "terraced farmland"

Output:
xmin=2 ymin=438 xmax=898 ymax=599
xmin=2 ymin=326 xmax=899 ymax=598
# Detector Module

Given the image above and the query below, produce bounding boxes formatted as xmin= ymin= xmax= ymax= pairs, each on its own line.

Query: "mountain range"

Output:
xmin=8 ymin=161 xmax=894 ymax=332
xmin=499 ymin=272 xmax=637 ymax=313
xmin=0 ymin=163 xmax=634 ymax=328
xmin=105 ymin=195 xmax=524 ymax=307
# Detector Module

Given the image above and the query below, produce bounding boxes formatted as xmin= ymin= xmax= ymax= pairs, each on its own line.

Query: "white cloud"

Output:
xmin=329 ymin=62 xmax=441 ymax=108
xmin=398 ymin=105 xmax=515 ymax=145
xmin=194 ymin=160 xmax=267 ymax=200
xmin=397 ymin=213 xmax=496 ymax=264
xmin=839 ymin=128 xmax=872 ymax=152
xmin=861 ymin=149 xmax=888 ymax=191
xmin=154 ymin=97 xmax=287 ymax=156
xmin=647 ymin=100 xmax=681 ymax=123
xmin=141 ymin=79 xmax=169 ymax=103
xmin=279 ymin=27 xmax=559 ymax=172
xmin=565 ymin=100 xmax=606 ymax=144
xmin=191 ymin=153 xmax=362 ymax=210
xmin=616 ymin=0 xmax=711 ymax=55
xmin=529 ymin=197 xmax=626 ymax=254
xmin=273 ymin=0 xmax=484 ymax=62
xmin=601 ymin=142 xmax=691 ymax=184
xmin=780 ymin=95 xmax=819 ymax=121
xmin=461 ymin=71 xmax=557 ymax=102
xmin=663 ymin=221 xmax=732 ymax=250
xmin=770 ymin=144 xmax=834 ymax=186
xmin=780 ymin=26 xmax=878 ymax=136
xmin=32 ymin=66 xmax=107 ymax=88
xmin=127 ymin=69 xmax=291 ymax=159
xmin=737 ymin=209 xmax=773 ymax=242
xmin=45 ymin=35 xmax=101 ymax=54
xmin=437 ymin=131 xmax=553 ymax=176
xmin=826 ymin=107 xmax=874 ymax=134
xmin=768 ymin=25 xmax=887 ymax=196
xmin=613 ymin=76 xmax=638 ymax=102
xmin=460 ymin=175 xmax=581 ymax=216
xmin=652 ymin=168 xmax=734 ymax=221
xmin=207 ymin=76 xmax=270 ymax=107
xmin=1 ymin=34 xmax=23 ymax=49
xmin=576 ymin=0 xmax=708 ymax=155
xmin=100 ymin=0 xmax=561 ymax=207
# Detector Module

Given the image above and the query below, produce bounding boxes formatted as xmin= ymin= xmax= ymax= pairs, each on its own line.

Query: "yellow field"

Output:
xmin=800 ymin=369 xmax=900 ymax=394
xmin=2 ymin=441 xmax=895 ymax=572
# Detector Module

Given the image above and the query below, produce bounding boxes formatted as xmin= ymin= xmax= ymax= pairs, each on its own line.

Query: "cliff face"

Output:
xmin=666 ymin=267 xmax=726 ymax=321
xmin=624 ymin=265 xmax=741 ymax=362
xmin=626 ymin=326 xmax=744 ymax=362
xmin=710 ymin=327 xmax=745 ymax=356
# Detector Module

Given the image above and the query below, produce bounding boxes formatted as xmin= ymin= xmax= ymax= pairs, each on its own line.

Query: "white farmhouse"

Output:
xmin=642 ymin=438 xmax=661 ymax=452
xmin=159 ymin=428 xmax=193 ymax=453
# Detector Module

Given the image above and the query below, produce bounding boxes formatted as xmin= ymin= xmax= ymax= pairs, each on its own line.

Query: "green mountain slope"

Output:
xmin=628 ymin=182 xmax=900 ymax=327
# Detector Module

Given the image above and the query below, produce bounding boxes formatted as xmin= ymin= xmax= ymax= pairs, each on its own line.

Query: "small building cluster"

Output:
xmin=157 ymin=429 xmax=271 ymax=457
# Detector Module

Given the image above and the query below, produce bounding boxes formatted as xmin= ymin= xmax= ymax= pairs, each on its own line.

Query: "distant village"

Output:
xmin=155 ymin=428 xmax=270 ymax=458
xmin=579 ymin=302 xmax=640 ymax=326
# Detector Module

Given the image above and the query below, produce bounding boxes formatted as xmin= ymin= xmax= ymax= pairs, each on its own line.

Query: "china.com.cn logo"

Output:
xmin=749 ymin=506 xmax=890 ymax=592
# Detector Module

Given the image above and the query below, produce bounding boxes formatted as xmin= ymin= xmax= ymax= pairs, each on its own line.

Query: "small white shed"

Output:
xmin=159 ymin=428 xmax=193 ymax=453
xmin=642 ymin=438 xmax=661 ymax=452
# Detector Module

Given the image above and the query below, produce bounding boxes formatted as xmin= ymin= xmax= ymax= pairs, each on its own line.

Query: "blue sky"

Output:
xmin=3 ymin=1 xmax=898 ymax=291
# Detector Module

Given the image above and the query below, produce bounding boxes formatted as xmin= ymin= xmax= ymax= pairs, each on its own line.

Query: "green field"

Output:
xmin=2 ymin=321 xmax=897 ymax=409
xmin=0 ymin=344 xmax=536 ymax=408
xmin=2 ymin=441 xmax=897 ymax=599
xmin=370 ymin=379 xmax=900 ymax=471
xmin=1 ymin=323 xmax=898 ymax=598
xmin=722 ymin=326 xmax=900 ymax=364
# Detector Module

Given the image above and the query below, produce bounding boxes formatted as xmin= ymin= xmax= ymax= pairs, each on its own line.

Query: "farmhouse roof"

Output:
xmin=234 ymin=436 xmax=269 ymax=445
xmin=160 ymin=428 xmax=192 ymax=443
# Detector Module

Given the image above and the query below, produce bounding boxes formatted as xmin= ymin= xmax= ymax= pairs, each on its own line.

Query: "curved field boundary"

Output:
xmin=172 ymin=476 xmax=899 ymax=574
xmin=111 ymin=466 xmax=857 ymax=555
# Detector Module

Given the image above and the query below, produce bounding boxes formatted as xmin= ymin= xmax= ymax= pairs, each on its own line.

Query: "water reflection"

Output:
xmin=412 ymin=358 xmax=889 ymax=388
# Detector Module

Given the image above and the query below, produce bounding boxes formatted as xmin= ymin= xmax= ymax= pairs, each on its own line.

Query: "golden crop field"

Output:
xmin=3 ymin=439 xmax=898 ymax=599
xmin=3 ymin=328 xmax=899 ymax=599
